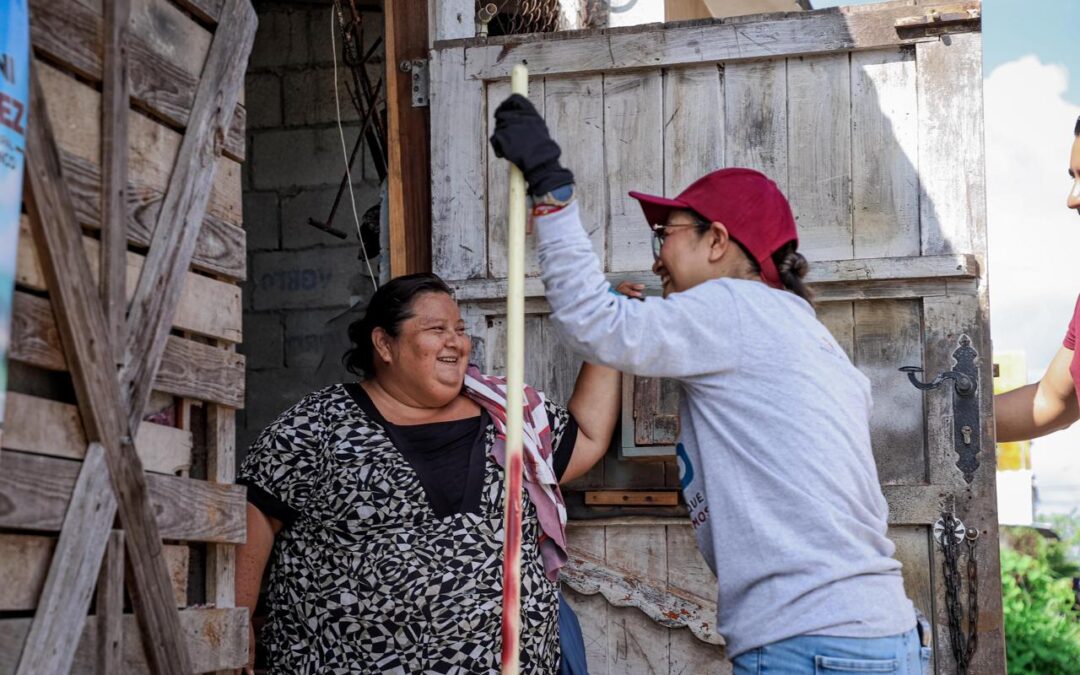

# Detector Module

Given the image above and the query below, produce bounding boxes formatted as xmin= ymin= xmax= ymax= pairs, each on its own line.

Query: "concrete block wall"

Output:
xmin=240 ymin=0 xmax=384 ymax=453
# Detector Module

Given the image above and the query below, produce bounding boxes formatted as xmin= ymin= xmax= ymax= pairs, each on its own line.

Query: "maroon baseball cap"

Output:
xmin=628 ymin=168 xmax=798 ymax=289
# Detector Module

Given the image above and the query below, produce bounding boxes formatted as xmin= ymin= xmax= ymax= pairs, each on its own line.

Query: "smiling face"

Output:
xmin=372 ymin=292 xmax=471 ymax=407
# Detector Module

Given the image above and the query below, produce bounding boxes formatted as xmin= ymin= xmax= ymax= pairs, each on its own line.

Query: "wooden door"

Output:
xmin=429 ymin=2 xmax=1004 ymax=672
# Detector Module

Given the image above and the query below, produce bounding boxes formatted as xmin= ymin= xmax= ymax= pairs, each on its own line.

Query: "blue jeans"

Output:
xmin=733 ymin=629 xmax=931 ymax=674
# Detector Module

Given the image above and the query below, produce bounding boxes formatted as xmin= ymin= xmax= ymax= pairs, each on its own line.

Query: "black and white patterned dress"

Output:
xmin=238 ymin=383 xmax=576 ymax=674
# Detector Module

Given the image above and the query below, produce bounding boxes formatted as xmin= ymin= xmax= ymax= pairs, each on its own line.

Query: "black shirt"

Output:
xmin=244 ymin=383 xmax=579 ymax=522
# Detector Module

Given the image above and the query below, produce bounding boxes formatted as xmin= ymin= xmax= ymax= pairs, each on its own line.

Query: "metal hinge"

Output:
xmin=400 ymin=59 xmax=429 ymax=108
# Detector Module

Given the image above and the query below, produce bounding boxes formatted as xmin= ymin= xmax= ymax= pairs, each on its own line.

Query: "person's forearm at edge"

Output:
xmin=235 ymin=503 xmax=281 ymax=674
xmin=995 ymin=346 xmax=1079 ymax=442
xmin=562 ymin=362 xmax=622 ymax=484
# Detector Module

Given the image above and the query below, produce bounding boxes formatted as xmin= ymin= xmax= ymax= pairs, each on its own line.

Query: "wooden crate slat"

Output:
xmin=0 ymin=534 xmax=188 ymax=611
xmin=0 ymin=450 xmax=247 ymax=543
xmin=0 ymin=608 xmax=249 ymax=674
xmin=3 ymin=392 xmax=193 ymax=475
xmin=16 ymin=218 xmax=242 ymax=343
xmin=10 ymin=291 xmax=246 ymax=408
xmin=118 ymin=0 xmax=256 ymax=430
xmin=38 ymin=61 xmax=242 ymax=242
xmin=28 ymin=0 xmax=246 ymax=160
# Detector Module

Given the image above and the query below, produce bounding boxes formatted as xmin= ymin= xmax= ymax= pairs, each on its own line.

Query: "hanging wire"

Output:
xmin=330 ymin=5 xmax=379 ymax=290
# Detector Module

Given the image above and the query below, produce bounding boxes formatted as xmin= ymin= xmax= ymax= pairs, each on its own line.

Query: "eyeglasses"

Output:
xmin=650 ymin=220 xmax=707 ymax=259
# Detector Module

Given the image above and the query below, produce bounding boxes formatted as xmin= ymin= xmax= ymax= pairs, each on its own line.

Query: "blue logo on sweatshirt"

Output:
xmin=676 ymin=442 xmax=693 ymax=489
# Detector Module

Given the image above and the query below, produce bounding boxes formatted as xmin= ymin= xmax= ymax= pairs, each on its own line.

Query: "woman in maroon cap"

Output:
xmin=490 ymin=94 xmax=925 ymax=674
xmin=995 ymin=116 xmax=1080 ymax=441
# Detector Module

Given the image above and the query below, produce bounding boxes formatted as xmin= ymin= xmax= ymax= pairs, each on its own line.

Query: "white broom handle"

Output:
xmin=500 ymin=62 xmax=529 ymax=675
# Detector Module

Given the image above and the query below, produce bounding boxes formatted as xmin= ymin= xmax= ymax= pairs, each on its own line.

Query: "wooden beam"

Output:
xmin=386 ymin=0 xmax=432 ymax=276
xmin=101 ymin=0 xmax=130 ymax=365
xmin=448 ymin=254 xmax=980 ymax=300
xmin=458 ymin=1 xmax=981 ymax=80
xmin=28 ymin=0 xmax=247 ymax=161
xmin=584 ymin=491 xmax=681 ymax=507
xmin=0 ymin=608 xmax=250 ymax=674
xmin=17 ymin=219 xmax=243 ymax=343
xmin=9 ymin=291 xmax=246 ymax=408
xmin=21 ymin=62 xmax=193 ymax=675
xmin=95 ymin=531 xmax=124 ymax=674
xmin=3 ymin=392 xmax=192 ymax=475
xmin=0 ymin=450 xmax=247 ymax=543
xmin=120 ymin=0 xmax=256 ymax=431
xmin=205 ymin=401 xmax=237 ymax=675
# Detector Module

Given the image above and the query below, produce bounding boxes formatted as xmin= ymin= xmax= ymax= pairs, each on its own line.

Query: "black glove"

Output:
xmin=489 ymin=94 xmax=574 ymax=196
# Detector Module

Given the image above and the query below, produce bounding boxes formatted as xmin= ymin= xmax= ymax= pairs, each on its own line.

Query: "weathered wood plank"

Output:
xmin=816 ymin=302 xmax=855 ymax=361
xmin=917 ymin=32 xmax=985 ymax=258
xmin=95 ymin=531 xmax=125 ymax=674
xmin=561 ymin=550 xmax=723 ymax=647
xmin=605 ymin=70 xmax=663 ymax=273
xmin=460 ymin=2 xmax=980 ymax=80
xmin=9 ymin=291 xmax=246 ymax=408
xmin=632 ymin=376 xmax=681 ymax=447
xmin=16 ymin=219 xmax=242 ymax=342
xmin=28 ymin=0 xmax=247 ymax=160
xmin=386 ymin=0 xmax=432 ymax=276
xmin=0 ymin=450 xmax=247 ymax=543
xmin=101 ymin=0 xmax=131 ymax=364
xmin=724 ymin=58 xmax=788 ymax=193
xmin=854 ymin=300 xmax=926 ymax=485
xmin=787 ymin=53 xmax=853 ymax=261
xmin=38 ymin=62 xmax=245 ymax=279
xmin=666 ymin=524 xmax=718 ymax=607
xmin=585 ymin=491 xmax=679 ymax=507
xmin=852 ymin=48 xmax=920 ymax=258
xmin=9 ymin=444 xmax=116 ymax=675
xmin=449 ymin=254 xmax=980 ymax=301
xmin=38 ymin=60 xmax=242 ymax=242
xmin=205 ymin=401 xmax=238 ymax=656
xmin=3 ymin=391 xmax=193 ymax=475
xmin=0 ymin=608 xmax=249 ymax=674
xmin=605 ymin=525 xmax=671 ymax=669
xmin=486 ymin=79 xmax=545 ymax=278
xmin=669 ymin=628 xmax=730 ymax=674
xmin=430 ymin=46 xmax=487 ymax=280
xmin=887 ymin=525 xmax=934 ymax=624
xmin=23 ymin=56 xmax=203 ymax=672
xmin=546 ymin=74 xmax=606 ymax=268
xmin=663 ymin=64 xmax=723 ymax=195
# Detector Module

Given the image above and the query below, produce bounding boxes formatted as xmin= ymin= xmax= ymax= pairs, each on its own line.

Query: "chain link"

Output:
xmin=939 ymin=513 xmax=979 ymax=674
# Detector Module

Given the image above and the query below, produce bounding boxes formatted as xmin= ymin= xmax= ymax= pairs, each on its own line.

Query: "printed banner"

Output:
xmin=0 ymin=0 xmax=30 ymax=446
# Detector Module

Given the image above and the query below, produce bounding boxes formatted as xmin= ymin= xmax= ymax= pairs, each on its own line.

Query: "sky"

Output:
xmin=813 ymin=0 xmax=1080 ymax=517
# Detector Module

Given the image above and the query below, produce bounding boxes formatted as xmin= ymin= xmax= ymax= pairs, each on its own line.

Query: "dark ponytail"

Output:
xmin=772 ymin=242 xmax=814 ymax=304
xmin=1074 ymin=114 xmax=1080 ymax=136
xmin=342 ymin=273 xmax=454 ymax=378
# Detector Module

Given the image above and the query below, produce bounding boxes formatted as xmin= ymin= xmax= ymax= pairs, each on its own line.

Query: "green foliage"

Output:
xmin=1002 ymin=522 xmax=1080 ymax=674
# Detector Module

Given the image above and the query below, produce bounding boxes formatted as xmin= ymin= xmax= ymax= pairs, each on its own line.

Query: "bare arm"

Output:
xmin=562 ymin=362 xmax=622 ymax=484
xmin=995 ymin=346 xmax=1079 ymax=442
xmin=236 ymin=503 xmax=282 ymax=674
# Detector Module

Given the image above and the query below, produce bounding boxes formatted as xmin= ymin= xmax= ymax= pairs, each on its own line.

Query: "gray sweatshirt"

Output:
xmin=535 ymin=202 xmax=916 ymax=657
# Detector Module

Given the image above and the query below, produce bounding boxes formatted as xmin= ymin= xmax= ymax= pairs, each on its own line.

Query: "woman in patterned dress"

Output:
xmin=235 ymin=273 xmax=620 ymax=674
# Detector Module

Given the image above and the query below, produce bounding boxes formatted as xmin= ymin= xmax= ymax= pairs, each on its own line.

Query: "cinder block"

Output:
xmin=242 ymin=368 xmax=318 ymax=440
xmin=280 ymin=182 xmax=380 ymax=249
xmin=250 ymin=246 xmax=377 ymax=311
xmin=251 ymin=126 xmax=364 ymax=190
xmin=310 ymin=10 xmax=384 ymax=67
xmin=284 ymin=308 xmax=348 ymax=371
xmin=283 ymin=67 xmax=358 ymax=127
xmin=246 ymin=72 xmax=283 ymax=129
xmin=240 ymin=312 xmax=284 ymax=370
xmin=243 ymin=191 xmax=280 ymax=251
xmin=249 ymin=10 xmax=310 ymax=70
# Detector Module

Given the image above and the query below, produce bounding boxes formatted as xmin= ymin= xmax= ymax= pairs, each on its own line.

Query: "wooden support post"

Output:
xmin=20 ymin=61 xmax=193 ymax=675
xmin=207 ymin=393 xmax=239 ymax=675
xmin=385 ymin=0 xmax=432 ymax=276
xmin=96 ymin=530 xmax=125 ymax=673
xmin=100 ymin=0 xmax=130 ymax=364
